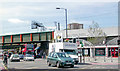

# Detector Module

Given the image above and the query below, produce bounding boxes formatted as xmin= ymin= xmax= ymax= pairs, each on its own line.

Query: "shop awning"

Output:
xmin=35 ymin=47 xmax=40 ymax=50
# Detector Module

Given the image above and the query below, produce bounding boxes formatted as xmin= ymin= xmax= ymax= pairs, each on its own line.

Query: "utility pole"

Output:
xmin=54 ymin=21 xmax=57 ymax=30
xmin=58 ymin=23 xmax=60 ymax=30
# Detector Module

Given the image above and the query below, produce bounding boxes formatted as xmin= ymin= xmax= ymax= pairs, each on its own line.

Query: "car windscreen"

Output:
xmin=26 ymin=55 xmax=32 ymax=57
xmin=19 ymin=54 xmax=24 ymax=57
xmin=64 ymin=50 xmax=77 ymax=55
xmin=57 ymin=53 xmax=69 ymax=58
xmin=13 ymin=54 xmax=19 ymax=58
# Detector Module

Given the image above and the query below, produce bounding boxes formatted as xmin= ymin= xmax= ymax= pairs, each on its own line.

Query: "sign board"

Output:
xmin=63 ymin=43 xmax=77 ymax=49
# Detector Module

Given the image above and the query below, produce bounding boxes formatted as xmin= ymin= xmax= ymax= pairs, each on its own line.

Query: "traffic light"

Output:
xmin=80 ymin=41 xmax=83 ymax=47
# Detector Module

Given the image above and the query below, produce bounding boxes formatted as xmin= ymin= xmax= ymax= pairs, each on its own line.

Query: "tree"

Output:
xmin=87 ymin=21 xmax=107 ymax=46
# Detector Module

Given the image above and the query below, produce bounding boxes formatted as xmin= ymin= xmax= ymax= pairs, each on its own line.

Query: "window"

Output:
xmin=57 ymin=53 xmax=69 ymax=58
xmin=53 ymin=54 xmax=57 ymax=58
xmin=23 ymin=34 xmax=30 ymax=42
xmin=95 ymin=48 xmax=105 ymax=56
xmin=4 ymin=36 xmax=11 ymax=43
xmin=13 ymin=35 xmax=20 ymax=42
xmin=41 ymin=33 xmax=46 ymax=41
xmin=47 ymin=33 xmax=51 ymax=41
xmin=64 ymin=50 xmax=77 ymax=55
xmin=51 ymin=53 xmax=54 ymax=57
xmin=33 ymin=34 xmax=39 ymax=41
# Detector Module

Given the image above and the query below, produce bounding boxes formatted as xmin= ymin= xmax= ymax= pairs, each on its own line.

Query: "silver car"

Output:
xmin=10 ymin=54 xmax=20 ymax=62
xmin=24 ymin=54 xmax=34 ymax=61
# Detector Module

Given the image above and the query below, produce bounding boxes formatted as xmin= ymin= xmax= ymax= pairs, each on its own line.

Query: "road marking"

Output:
xmin=80 ymin=65 xmax=94 ymax=69
xmin=29 ymin=67 xmax=39 ymax=69
xmin=48 ymin=67 xmax=58 ymax=69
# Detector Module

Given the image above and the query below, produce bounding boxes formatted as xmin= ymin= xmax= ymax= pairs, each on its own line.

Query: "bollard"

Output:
xmin=104 ymin=57 xmax=106 ymax=62
xmin=111 ymin=56 xmax=113 ymax=62
xmin=89 ymin=57 xmax=90 ymax=62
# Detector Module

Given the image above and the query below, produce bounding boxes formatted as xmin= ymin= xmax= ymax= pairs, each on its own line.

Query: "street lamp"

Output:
xmin=56 ymin=7 xmax=68 ymax=38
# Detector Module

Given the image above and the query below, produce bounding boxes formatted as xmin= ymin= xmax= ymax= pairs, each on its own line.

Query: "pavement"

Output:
xmin=81 ymin=57 xmax=119 ymax=64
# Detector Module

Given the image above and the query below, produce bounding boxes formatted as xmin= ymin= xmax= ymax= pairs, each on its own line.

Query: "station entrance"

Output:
xmin=1 ymin=41 xmax=50 ymax=58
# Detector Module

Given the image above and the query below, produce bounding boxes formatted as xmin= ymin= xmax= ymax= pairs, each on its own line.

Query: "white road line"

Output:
xmin=80 ymin=65 xmax=94 ymax=69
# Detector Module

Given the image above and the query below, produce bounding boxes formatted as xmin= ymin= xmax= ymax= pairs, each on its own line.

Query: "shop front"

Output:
xmin=94 ymin=45 xmax=119 ymax=57
xmin=110 ymin=47 xmax=118 ymax=57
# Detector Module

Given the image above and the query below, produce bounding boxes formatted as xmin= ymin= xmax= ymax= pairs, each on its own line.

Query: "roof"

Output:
xmin=55 ymin=26 xmax=118 ymax=38
xmin=0 ymin=31 xmax=53 ymax=37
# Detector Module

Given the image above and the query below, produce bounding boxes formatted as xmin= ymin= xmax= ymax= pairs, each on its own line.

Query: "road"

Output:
xmin=7 ymin=58 xmax=119 ymax=70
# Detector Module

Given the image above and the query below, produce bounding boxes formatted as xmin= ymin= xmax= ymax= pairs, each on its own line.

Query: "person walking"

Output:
xmin=43 ymin=52 xmax=46 ymax=59
xmin=3 ymin=53 xmax=8 ymax=67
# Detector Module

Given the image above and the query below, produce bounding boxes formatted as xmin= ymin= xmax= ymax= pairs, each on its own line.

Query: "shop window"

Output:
xmin=82 ymin=48 xmax=90 ymax=56
xmin=115 ymin=48 xmax=118 ymax=56
xmin=95 ymin=48 xmax=105 ymax=56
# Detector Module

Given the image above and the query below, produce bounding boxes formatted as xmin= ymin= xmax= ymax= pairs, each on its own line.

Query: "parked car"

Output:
xmin=10 ymin=54 xmax=20 ymax=62
xmin=47 ymin=52 xmax=74 ymax=68
xmin=24 ymin=54 xmax=34 ymax=61
xmin=19 ymin=54 xmax=24 ymax=59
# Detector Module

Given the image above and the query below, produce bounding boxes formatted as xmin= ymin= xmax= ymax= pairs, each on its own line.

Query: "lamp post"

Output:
xmin=56 ymin=7 xmax=68 ymax=38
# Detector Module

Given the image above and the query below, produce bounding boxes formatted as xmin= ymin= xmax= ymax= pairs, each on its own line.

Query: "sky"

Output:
xmin=0 ymin=0 xmax=119 ymax=35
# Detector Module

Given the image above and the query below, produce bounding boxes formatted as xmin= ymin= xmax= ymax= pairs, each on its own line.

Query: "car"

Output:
xmin=10 ymin=54 xmax=20 ymax=62
xmin=19 ymin=54 xmax=24 ymax=59
xmin=47 ymin=52 xmax=74 ymax=68
xmin=24 ymin=54 xmax=34 ymax=61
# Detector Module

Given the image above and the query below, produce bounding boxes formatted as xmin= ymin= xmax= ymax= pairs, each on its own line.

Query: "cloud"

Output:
xmin=46 ymin=26 xmax=56 ymax=29
xmin=8 ymin=19 xmax=27 ymax=24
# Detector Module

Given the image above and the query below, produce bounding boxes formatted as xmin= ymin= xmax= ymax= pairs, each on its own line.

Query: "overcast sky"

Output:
xmin=0 ymin=0 xmax=118 ymax=35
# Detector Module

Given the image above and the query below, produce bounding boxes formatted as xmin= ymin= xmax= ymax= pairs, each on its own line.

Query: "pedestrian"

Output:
xmin=43 ymin=52 xmax=46 ymax=59
xmin=3 ymin=53 xmax=8 ymax=66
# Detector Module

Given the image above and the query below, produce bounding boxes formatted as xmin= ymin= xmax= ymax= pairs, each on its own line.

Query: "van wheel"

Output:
xmin=47 ymin=61 xmax=51 ymax=66
xmin=57 ymin=62 xmax=60 ymax=68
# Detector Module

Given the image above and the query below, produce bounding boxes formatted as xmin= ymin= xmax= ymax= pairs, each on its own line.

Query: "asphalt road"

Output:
xmin=7 ymin=58 xmax=118 ymax=70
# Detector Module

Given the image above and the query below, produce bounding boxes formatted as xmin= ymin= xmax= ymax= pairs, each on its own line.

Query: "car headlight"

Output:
xmin=72 ymin=60 xmax=75 ymax=62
